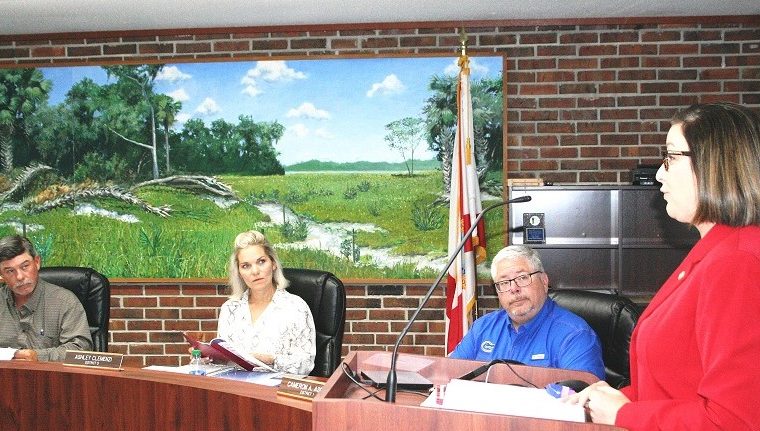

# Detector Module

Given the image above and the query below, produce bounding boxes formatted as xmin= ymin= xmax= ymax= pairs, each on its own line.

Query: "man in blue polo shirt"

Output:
xmin=449 ymin=245 xmax=605 ymax=379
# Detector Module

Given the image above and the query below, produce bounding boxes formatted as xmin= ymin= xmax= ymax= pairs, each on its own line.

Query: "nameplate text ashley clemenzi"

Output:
xmin=63 ymin=350 xmax=124 ymax=370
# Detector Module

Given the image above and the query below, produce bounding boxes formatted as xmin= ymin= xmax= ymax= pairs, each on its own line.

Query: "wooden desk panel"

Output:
xmin=0 ymin=362 xmax=311 ymax=431
xmin=314 ymin=351 xmax=625 ymax=431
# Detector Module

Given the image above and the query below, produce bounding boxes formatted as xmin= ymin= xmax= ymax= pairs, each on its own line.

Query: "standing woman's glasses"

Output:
xmin=662 ymin=150 xmax=692 ymax=171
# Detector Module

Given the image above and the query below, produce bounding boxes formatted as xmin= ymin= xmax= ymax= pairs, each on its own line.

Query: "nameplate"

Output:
xmin=277 ymin=375 xmax=326 ymax=401
xmin=63 ymin=350 xmax=124 ymax=370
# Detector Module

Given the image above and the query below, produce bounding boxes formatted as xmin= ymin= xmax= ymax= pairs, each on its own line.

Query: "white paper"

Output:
xmin=0 ymin=347 xmax=17 ymax=360
xmin=421 ymin=379 xmax=585 ymax=423
xmin=143 ymin=364 xmax=196 ymax=374
xmin=214 ymin=370 xmax=284 ymax=386
xmin=142 ymin=364 xmax=233 ymax=376
xmin=142 ymin=364 xmax=283 ymax=386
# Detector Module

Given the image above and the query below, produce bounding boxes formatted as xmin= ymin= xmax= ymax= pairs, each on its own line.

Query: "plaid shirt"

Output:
xmin=0 ymin=279 xmax=92 ymax=361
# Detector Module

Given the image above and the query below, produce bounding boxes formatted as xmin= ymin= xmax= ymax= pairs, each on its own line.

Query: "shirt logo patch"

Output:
xmin=531 ymin=353 xmax=545 ymax=360
xmin=480 ymin=340 xmax=495 ymax=353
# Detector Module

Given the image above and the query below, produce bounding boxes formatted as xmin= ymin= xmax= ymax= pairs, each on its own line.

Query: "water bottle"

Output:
xmin=188 ymin=348 xmax=206 ymax=376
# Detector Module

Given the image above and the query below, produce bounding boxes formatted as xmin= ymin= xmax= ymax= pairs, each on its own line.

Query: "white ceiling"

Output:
xmin=2 ymin=0 xmax=759 ymax=36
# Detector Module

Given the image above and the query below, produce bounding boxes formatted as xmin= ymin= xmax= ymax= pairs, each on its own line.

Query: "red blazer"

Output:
xmin=616 ymin=224 xmax=760 ymax=430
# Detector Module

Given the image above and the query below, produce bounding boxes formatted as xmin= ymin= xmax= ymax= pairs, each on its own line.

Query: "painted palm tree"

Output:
xmin=154 ymin=94 xmax=182 ymax=173
xmin=422 ymin=73 xmax=503 ymax=195
xmin=0 ymin=68 xmax=51 ymax=172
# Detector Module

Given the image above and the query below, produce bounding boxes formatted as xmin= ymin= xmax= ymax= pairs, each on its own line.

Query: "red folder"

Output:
xmin=181 ymin=332 xmax=275 ymax=372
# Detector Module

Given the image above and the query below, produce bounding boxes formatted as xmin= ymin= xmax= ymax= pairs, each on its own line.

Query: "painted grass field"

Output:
xmin=0 ymin=170 xmax=507 ymax=279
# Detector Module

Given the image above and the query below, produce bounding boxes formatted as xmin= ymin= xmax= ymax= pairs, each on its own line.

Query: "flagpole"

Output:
xmin=459 ymin=28 xmax=467 ymax=57
xmin=456 ymin=28 xmax=479 ymax=331
xmin=384 ymin=195 xmax=531 ymax=402
xmin=458 ymin=29 xmax=469 ymax=74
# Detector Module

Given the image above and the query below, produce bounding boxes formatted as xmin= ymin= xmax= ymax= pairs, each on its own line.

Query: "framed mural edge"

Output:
xmin=0 ymin=52 xmax=506 ymax=281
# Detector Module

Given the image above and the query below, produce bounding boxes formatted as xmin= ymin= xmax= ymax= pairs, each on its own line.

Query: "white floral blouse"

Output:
xmin=216 ymin=289 xmax=316 ymax=375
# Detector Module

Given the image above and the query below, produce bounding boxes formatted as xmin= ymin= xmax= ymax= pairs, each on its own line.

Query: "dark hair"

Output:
xmin=673 ymin=102 xmax=760 ymax=226
xmin=0 ymin=235 xmax=38 ymax=263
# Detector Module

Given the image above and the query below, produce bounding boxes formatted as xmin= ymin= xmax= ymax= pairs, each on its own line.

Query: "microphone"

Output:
xmin=384 ymin=195 xmax=532 ymax=402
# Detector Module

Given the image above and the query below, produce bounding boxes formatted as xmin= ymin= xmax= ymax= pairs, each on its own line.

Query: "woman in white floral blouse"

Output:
xmin=216 ymin=230 xmax=316 ymax=375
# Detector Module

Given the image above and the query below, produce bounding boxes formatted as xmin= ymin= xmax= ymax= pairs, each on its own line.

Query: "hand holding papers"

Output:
xmin=182 ymin=332 xmax=276 ymax=372
xmin=214 ymin=340 xmax=276 ymax=372
xmin=421 ymin=379 xmax=586 ymax=423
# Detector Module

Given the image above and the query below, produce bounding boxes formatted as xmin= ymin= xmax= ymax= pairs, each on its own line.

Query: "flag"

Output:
xmin=445 ymin=52 xmax=486 ymax=355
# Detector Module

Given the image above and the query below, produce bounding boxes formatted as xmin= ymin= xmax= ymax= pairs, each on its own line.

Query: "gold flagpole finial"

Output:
xmin=457 ymin=28 xmax=470 ymax=73
xmin=459 ymin=28 xmax=468 ymax=57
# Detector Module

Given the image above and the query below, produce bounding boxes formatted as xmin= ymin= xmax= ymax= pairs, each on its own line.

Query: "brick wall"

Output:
xmin=112 ymin=282 xmax=228 ymax=366
xmin=112 ymin=281 xmax=501 ymax=367
xmin=2 ymin=17 xmax=759 ymax=365
xmin=2 ymin=19 xmax=758 ymax=183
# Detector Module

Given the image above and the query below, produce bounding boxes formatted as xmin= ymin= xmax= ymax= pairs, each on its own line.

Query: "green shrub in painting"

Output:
xmin=411 ymin=199 xmax=445 ymax=231
xmin=73 ymin=153 xmax=133 ymax=183
xmin=280 ymin=216 xmax=309 ymax=241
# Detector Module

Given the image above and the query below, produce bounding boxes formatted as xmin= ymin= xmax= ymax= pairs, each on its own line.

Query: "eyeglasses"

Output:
xmin=493 ymin=271 xmax=542 ymax=293
xmin=662 ymin=150 xmax=692 ymax=171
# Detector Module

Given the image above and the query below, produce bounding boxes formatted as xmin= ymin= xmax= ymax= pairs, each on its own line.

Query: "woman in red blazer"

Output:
xmin=568 ymin=102 xmax=760 ymax=430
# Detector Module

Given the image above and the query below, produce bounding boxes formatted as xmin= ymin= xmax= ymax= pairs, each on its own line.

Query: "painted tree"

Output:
xmin=174 ymin=118 xmax=211 ymax=172
xmin=209 ymin=118 xmax=239 ymax=172
xmin=0 ymin=68 xmax=51 ymax=172
xmin=171 ymin=116 xmax=285 ymax=175
xmin=102 ymin=65 xmax=164 ymax=179
xmin=236 ymin=116 xmax=285 ymax=175
xmin=384 ymin=116 xmax=425 ymax=177
xmin=154 ymin=94 xmax=182 ymax=173
xmin=422 ymin=73 xmax=503 ymax=193
xmin=33 ymin=77 xmax=106 ymax=177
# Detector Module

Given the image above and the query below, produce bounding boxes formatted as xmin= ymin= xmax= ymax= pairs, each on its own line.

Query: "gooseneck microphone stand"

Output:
xmin=384 ymin=195 xmax=532 ymax=402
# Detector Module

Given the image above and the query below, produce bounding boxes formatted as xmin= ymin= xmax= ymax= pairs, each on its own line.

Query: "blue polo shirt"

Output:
xmin=449 ymin=298 xmax=605 ymax=379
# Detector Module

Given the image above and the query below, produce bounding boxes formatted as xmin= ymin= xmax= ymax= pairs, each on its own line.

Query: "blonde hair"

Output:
xmin=228 ymin=230 xmax=289 ymax=299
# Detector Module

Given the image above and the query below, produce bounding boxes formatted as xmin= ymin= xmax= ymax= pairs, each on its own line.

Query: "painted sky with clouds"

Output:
xmin=41 ymin=56 xmax=502 ymax=165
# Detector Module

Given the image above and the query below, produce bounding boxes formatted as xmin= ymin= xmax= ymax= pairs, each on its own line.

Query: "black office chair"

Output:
xmin=39 ymin=266 xmax=111 ymax=352
xmin=284 ymin=268 xmax=346 ymax=378
xmin=548 ymin=289 xmax=641 ymax=389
